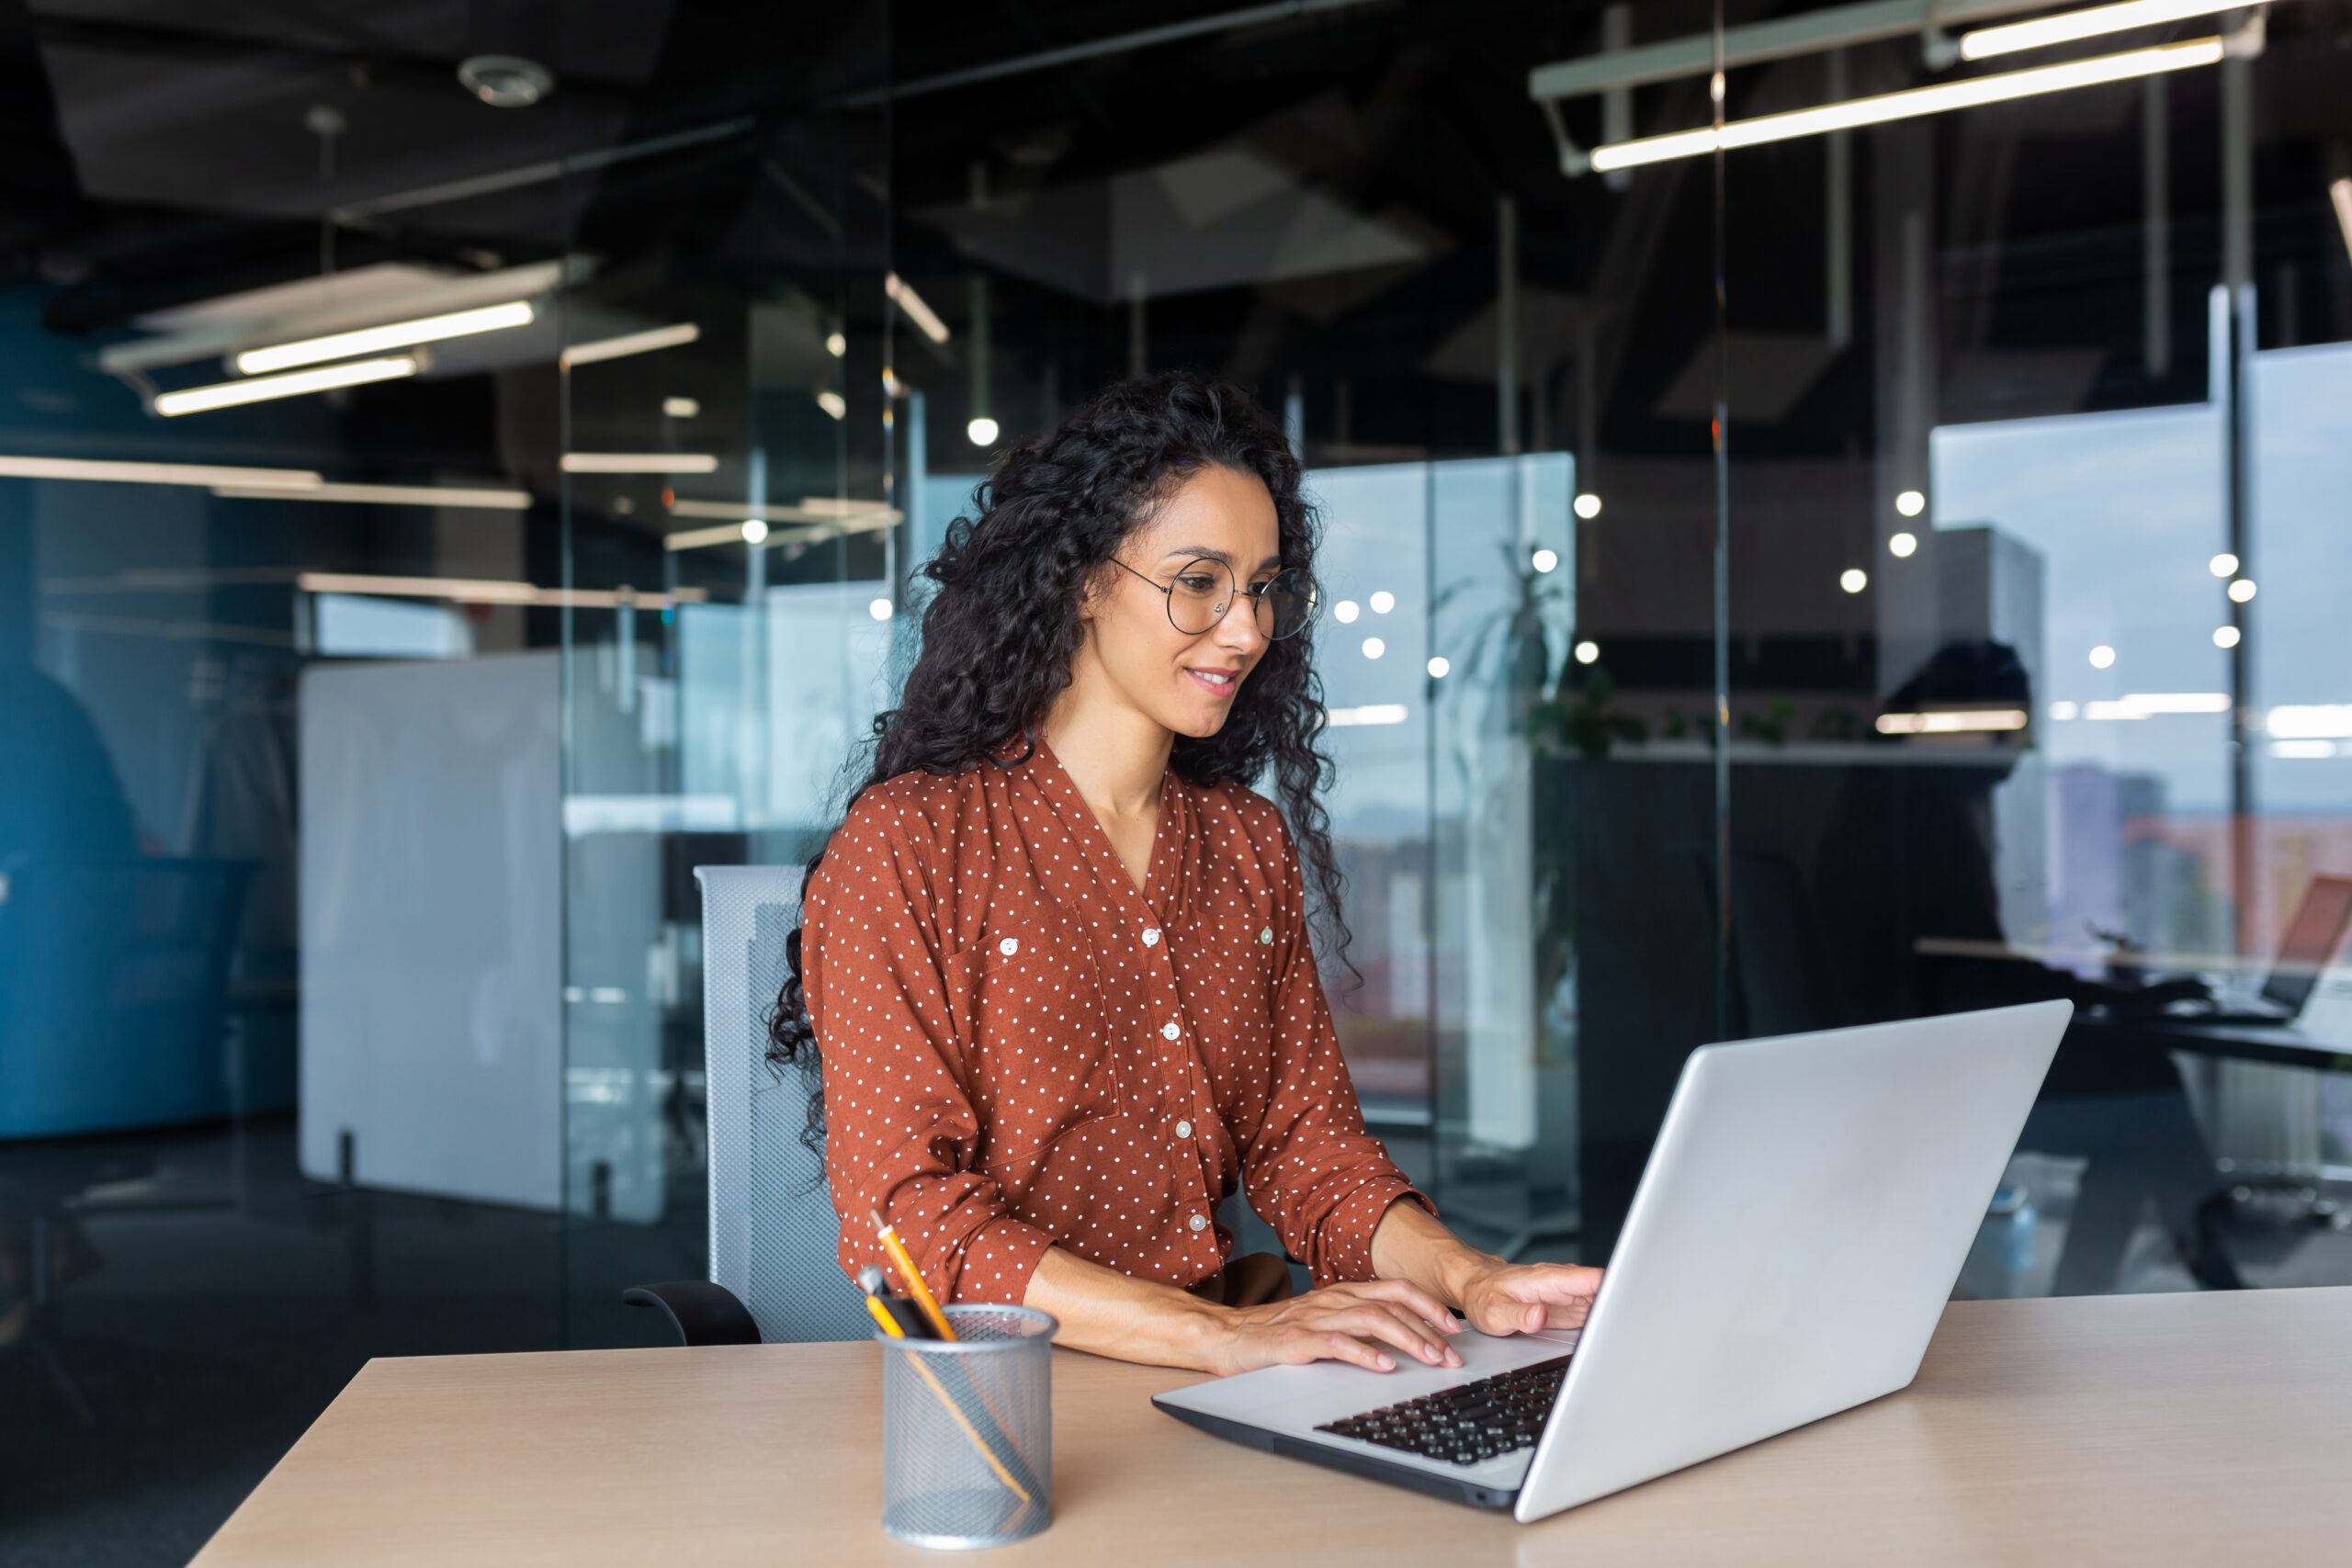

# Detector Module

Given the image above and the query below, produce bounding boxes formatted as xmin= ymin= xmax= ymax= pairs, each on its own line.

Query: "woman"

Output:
xmin=775 ymin=372 xmax=1601 ymax=1376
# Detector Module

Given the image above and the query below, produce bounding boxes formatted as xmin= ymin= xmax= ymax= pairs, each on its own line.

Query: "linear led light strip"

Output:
xmin=884 ymin=272 xmax=950 ymax=345
xmin=296 ymin=571 xmax=708 ymax=611
xmin=1590 ymin=37 xmax=2222 ymax=173
xmin=560 ymin=321 xmax=701 ymax=369
xmin=668 ymin=497 xmax=900 ymax=523
xmin=211 ymin=481 xmax=530 ymax=509
xmin=1874 ymin=708 xmax=2030 ymax=734
xmin=154 ymin=356 xmax=419 ymax=417
xmin=560 ymin=452 xmax=720 ymax=474
xmin=1961 ymin=0 xmax=2237 ymax=60
xmin=235 ymin=301 xmax=535 ymax=374
xmin=0 ymin=455 xmax=321 ymax=489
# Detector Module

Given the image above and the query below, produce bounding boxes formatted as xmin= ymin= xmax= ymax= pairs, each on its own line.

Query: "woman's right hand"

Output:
xmin=1205 ymin=1279 xmax=1464 ymax=1376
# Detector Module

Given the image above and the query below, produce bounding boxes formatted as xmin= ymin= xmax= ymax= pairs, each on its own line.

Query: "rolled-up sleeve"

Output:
xmin=803 ymin=795 xmax=1057 ymax=1304
xmin=1242 ymin=827 xmax=1433 ymax=1286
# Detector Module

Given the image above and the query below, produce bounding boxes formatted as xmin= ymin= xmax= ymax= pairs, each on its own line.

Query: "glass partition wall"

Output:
xmin=6 ymin=3 xmax=2352 ymax=1555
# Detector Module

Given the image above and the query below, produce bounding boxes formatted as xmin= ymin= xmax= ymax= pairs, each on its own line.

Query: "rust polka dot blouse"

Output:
xmin=801 ymin=739 xmax=1430 ymax=1306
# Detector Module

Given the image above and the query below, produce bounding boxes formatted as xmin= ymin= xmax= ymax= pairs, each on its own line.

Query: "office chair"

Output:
xmin=624 ymin=865 xmax=871 ymax=1347
xmin=0 ymin=855 xmax=254 ymax=1137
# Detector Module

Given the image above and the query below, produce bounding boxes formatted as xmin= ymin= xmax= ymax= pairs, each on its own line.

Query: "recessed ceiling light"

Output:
xmin=663 ymin=397 xmax=700 ymax=419
xmin=458 ymin=55 xmax=554 ymax=109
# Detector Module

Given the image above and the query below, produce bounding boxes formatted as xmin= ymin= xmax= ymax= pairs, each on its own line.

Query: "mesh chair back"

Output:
xmin=695 ymin=865 xmax=869 ymax=1342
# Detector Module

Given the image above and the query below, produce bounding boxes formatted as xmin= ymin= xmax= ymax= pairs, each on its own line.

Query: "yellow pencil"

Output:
xmin=864 ymin=1294 xmax=906 ymax=1338
xmin=871 ymin=1207 xmax=957 ymax=1341
xmin=855 ymin=1270 xmax=1031 ymax=1506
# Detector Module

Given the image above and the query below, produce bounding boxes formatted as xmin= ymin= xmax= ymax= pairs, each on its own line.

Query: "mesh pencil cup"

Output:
xmin=878 ymin=1303 xmax=1057 ymax=1549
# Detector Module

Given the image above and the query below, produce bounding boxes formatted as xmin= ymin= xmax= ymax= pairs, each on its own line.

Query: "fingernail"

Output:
xmin=1377 ymin=1354 xmax=1395 ymax=1370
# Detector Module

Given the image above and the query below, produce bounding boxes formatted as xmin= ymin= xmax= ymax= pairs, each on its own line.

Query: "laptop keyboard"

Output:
xmin=1314 ymin=1354 xmax=1573 ymax=1467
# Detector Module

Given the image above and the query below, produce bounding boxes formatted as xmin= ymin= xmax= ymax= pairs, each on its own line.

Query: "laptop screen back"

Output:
xmin=2260 ymin=875 xmax=2352 ymax=1015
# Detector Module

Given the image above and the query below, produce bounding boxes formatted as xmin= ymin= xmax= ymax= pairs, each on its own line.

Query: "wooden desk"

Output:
xmin=194 ymin=1287 xmax=2352 ymax=1567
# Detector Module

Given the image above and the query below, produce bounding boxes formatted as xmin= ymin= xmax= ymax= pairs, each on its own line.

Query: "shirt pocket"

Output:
xmin=946 ymin=911 xmax=1110 ymax=1109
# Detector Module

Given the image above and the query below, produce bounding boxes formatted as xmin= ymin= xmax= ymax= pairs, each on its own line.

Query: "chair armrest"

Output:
xmin=622 ymin=1280 xmax=761 ymax=1346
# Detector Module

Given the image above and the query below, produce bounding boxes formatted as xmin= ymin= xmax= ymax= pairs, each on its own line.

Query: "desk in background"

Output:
xmin=192 ymin=1286 xmax=2352 ymax=1567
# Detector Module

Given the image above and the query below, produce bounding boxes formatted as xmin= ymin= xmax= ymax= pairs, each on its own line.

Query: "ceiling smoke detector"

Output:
xmin=458 ymin=55 xmax=554 ymax=109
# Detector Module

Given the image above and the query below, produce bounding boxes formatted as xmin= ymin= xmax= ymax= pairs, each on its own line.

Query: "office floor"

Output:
xmin=6 ymin=1120 xmax=2351 ymax=1568
xmin=0 ymin=1116 xmax=696 ymax=1568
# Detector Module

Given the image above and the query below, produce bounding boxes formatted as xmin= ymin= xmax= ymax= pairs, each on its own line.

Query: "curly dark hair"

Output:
xmin=765 ymin=371 xmax=1348 ymax=1141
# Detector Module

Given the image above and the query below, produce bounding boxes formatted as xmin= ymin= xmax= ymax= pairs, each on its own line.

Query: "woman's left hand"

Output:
xmin=1453 ymin=1258 xmax=1605 ymax=1337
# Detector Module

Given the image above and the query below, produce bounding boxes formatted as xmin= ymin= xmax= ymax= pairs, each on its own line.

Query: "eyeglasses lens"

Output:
xmin=1260 ymin=570 xmax=1317 ymax=639
xmin=1165 ymin=562 xmax=1233 ymax=635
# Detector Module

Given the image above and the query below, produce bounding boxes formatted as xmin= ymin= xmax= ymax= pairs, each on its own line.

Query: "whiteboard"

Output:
xmin=299 ymin=652 xmax=561 ymax=1208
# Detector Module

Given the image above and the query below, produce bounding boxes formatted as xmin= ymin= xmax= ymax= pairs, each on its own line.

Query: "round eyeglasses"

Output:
xmin=1113 ymin=558 xmax=1320 ymax=640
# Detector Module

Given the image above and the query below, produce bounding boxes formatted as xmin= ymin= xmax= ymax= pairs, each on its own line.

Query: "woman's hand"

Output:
xmin=1369 ymin=1197 xmax=1605 ymax=1339
xmin=1451 ymin=1257 xmax=1604 ymax=1337
xmin=1206 ymin=1278 xmax=1466 ymax=1377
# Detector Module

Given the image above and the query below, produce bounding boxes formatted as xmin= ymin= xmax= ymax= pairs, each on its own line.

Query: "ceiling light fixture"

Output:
xmin=1327 ymin=704 xmax=1409 ymax=727
xmin=2214 ymin=626 xmax=2241 ymax=649
xmin=559 ymin=322 xmax=701 ymax=369
xmin=1574 ymin=492 xmax=1602 ymax=519
xmin=2270 ymin=705 xmax=2352 ymax=739
xmin=235 ymin=301 xmax=533 ymax=374
xmin=967 ymin=416 xmax=1000 ymax=446
xmin=0 ymin=455 xmax=321 ymax=490
xmin=1589 ymin=37 xmax=2222 ymax=173
xmin=1961 ymin=0 xmax=2233 ymax=61
xmin=560 ymin=453 xmax=719 ymax=474
xmin=1890 ymin=532 xmax=1918 ymax=558
xmin=295 ymin=571 xmax=704 ymax=610
xmin=816 ymin=390 xmax=847 ymax=421
xmin=458 ymin=55 xmax=555 ymax=109
xmin=210 ymin=481 xmax=529 ymax=509
xmin=1894 ymin=489 xmax=1927 ymax=516
xmin=1874 ymin=709 xmax=2030 ymax=734
xmin=154 ymin=356 xmax=417 ymax=416
xmin=884 ymin=273 xmax=951 ymax=345
xmin=2209 ymin=551 xmax=2239 ymax=577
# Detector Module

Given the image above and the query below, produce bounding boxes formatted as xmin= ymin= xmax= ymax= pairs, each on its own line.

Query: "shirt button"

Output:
xmin=1161 ymin=1021 xmax=1181 ymax=1041
xmin=1189 ymin=1213 xmax=1209 ymax=1232
xmin=1175 ymin=1119 xmax=1193 ymax=1139
xmin=1142 ymin=928 xmax=1161 ymax=947
xmin=999 ymin=936 xmax=1019 ymax=956
xmin=1259 ymin=926 xmax=1273 ymax=945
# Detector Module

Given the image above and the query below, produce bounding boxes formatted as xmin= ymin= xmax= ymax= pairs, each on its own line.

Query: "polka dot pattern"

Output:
xmin=800 ymin=740 xmax=1430 ymax=1306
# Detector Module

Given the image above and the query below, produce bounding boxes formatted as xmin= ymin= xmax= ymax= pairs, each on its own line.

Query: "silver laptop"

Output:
xmin=1154 ymin=1000 xmax=2072 ymax=1522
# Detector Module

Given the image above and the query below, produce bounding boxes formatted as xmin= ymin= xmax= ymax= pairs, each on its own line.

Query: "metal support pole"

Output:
xmin=1498 ymin=197 xmax=1521 ymax=456
xmin=2221 ymin=41 xmax=2256 ymax=953
xmin=2143 ymin=75 xmax=2172 ymax=378
xmin=1826 ymin=50 xmax=1852 ymax=349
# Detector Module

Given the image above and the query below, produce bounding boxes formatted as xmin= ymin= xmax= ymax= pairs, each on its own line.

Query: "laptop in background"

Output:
xmin=2178 ymin=874 xmax=2352 ymax=1024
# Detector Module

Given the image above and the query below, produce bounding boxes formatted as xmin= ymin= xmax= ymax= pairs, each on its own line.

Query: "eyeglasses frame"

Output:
xmin=1108 ymin=556 xmax=1319 ymax=641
